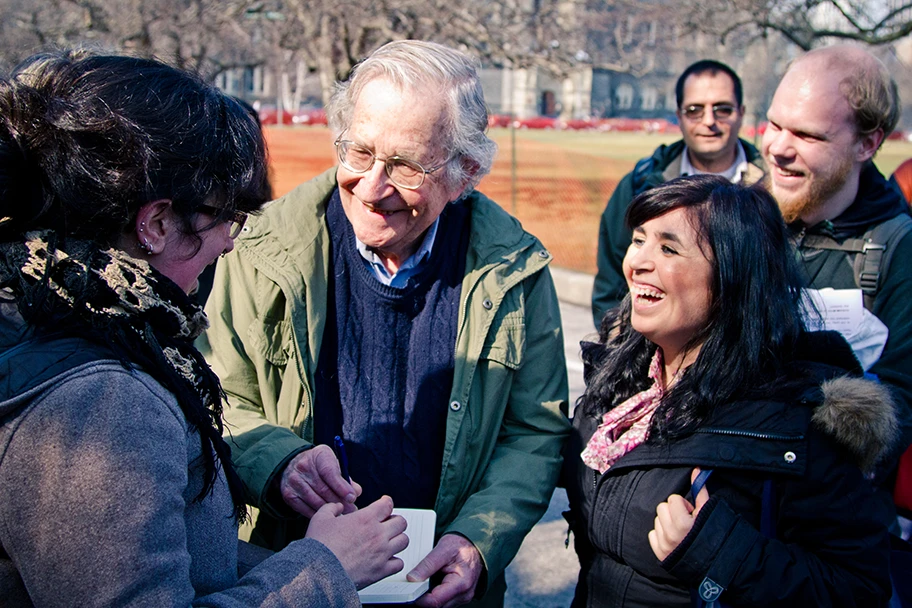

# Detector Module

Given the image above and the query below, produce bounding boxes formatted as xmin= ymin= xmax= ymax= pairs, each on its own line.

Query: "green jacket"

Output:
xmin=591 ymin=139 xmax=765 ymax=326
xmin=201 ymin=169 xmax=570 ymax=597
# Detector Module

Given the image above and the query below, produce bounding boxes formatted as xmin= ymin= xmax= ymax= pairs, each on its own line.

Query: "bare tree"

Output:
xmin=578 ymin=0 xmax=678 ymax=76
xmin=0 ymin=0 xmax=264 ymax=80
xmin=681 ymin=0 xmax=912 ymax=51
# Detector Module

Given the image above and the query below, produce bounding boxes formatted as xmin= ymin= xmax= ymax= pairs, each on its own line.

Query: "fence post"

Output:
xmin=511 ymin=113 xmax=517 ymax=216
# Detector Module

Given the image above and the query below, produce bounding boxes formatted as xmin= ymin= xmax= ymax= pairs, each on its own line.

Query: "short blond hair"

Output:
xmin=798 ymin=46 xmax=900 ymax=146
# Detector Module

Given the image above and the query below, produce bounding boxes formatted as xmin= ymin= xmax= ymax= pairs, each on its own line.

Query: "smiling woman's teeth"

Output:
xmin=632 ymin=286 xmax=665 ymax=302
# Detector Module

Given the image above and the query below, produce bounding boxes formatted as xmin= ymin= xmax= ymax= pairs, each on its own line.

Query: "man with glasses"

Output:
xmin=202 ymin=40 xmax=570 ymax=608
xmin=591 ymin=59 xmax=765 ymax=325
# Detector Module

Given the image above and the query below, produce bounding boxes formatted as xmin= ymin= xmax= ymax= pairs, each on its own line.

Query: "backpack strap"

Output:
xmin=800 ymin=214 xmax=912 ymax=310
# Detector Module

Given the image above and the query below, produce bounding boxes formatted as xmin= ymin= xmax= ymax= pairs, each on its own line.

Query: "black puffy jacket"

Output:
xmin=564 ymin=332 xmax=896 ymax=607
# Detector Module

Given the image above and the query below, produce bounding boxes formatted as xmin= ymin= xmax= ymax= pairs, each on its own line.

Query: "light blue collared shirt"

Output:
xmin=680 ymin=141 xmax=749 ymax=183
xmin=355 ymin=217 xmax=440 ymax=288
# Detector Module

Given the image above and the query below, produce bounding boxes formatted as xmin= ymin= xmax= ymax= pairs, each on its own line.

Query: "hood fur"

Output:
xmin=812 ymin=376 xmax=898 ymax=474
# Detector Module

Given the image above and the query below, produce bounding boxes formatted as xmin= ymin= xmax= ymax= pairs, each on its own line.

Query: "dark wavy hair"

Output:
xmin=579 ymin=175 xmax=806 ymax=441
xmin=0 ymin=49 xmax=269 ymax=246
xmin=0 ymin=50 xmax=271 ymax=519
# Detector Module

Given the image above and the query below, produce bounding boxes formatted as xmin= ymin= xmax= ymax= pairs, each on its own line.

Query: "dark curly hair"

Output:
xmin=0 ymin=49 xmax=271 ymax=519
xmin=0 ymin=49 xmax=269 ymax=246
xmin=579 ymin=175 xmax=806 ymax=441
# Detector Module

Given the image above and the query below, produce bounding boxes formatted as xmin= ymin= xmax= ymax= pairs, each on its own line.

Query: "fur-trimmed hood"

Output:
xmin=813 ymin=376 xmax=898 ymax=474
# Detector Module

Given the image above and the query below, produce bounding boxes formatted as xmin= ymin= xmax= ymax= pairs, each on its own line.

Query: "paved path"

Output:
xmin=503 ymin=300 xmax=596 ymax=607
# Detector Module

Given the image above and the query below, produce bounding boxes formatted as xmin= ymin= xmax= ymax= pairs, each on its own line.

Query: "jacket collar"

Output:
xmin=237 ymin=168 xmax=548 ymax=289
xmin=655 ymin=138 xmax=764 ymax=186
xmin=604 ymin=331 xmax=896 ymax=476
xmin=801 ymin=161 xmax=911 ymax=241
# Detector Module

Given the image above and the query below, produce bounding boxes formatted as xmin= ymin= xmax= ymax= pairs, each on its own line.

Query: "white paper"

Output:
xmin=800 ymin=288 xmax=889 ymax=370
xmin=801 ymin=287 xmax=863 ymax=332
xmin=358 ymin=508 xmax=436 ymax=604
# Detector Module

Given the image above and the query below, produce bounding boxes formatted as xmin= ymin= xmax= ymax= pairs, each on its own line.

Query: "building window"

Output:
xmin=616 ymin=83 xmax=634 ymax=110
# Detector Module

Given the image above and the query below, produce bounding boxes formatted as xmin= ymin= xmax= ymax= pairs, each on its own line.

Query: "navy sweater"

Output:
xmin=314 ymin=191 xmax=470 ymax=508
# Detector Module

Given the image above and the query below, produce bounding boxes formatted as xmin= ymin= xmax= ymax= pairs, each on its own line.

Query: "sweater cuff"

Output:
xmin=662 ymin=498 xmax=758 ymax=601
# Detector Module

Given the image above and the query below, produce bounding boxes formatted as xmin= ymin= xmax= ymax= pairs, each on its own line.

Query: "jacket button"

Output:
xmin=538 ymin=250 xmax=549 ymax=259
xmin=784 ymin=451 xmax=797 ymax=463
xmin=482 ymin=299 xmax=493 ymax=310
xmin=450 ymin=401 xmax=462 ymax=411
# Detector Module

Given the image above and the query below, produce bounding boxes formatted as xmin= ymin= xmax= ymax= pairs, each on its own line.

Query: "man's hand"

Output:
xmin=306 ymin=496 xmax=409 ymax=589
xmin=280 ymin=444 xmax=361 ymax=517
xmin=407 ymin=533 xmax=483 ymax=608
xmin=648 ymin=468 xmax=710 ymax=561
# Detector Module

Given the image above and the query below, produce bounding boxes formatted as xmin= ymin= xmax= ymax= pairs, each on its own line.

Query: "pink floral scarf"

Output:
xmin=581 ymin=349 xmax=666 ymax=473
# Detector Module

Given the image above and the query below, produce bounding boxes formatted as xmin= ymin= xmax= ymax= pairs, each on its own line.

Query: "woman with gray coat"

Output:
xmin=0 ymin=50 xmax=407 ymax=607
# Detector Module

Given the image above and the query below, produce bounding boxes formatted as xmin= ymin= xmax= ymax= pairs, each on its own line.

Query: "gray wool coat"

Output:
xmin=0 ymin=355 xmax=360 ymax=607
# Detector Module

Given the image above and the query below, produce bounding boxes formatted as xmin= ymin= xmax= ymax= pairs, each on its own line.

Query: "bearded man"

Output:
xmin=762 ymin=45 xmax=912 ymax=482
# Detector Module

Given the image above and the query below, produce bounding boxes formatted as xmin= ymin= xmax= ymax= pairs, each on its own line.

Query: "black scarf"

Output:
xmin=0 ymin=230 xmax=247 ymax=521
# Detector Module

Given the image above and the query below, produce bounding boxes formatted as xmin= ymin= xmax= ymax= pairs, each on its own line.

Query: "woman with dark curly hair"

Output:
xmin=0 ymin=50 xmax=406 ymax=607
xmin=564 ymin=175 xmax=897 ymax=607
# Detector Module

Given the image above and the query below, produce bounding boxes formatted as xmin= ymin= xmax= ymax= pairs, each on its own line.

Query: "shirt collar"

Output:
xmin=680 ymin=141 xmax=749 ymax=183
xmin=355 ymin=216 xmax=440 ymax=287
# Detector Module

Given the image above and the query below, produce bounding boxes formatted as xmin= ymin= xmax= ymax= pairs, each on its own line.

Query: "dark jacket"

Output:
xmin=591 ymin=139 xmax=765 ymax=326
xmin=0 ymin=307 xmax=360 ymax=607
xmin=794 ymin=161 xmax=912 ymax=461
xmin=564 ymin=332 xmax=896 ymax=608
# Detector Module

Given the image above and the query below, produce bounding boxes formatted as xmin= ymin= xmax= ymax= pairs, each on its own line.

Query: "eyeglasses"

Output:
xmin=197 ymin=204 xmax=248 ymax=239
xmin=681 ymin=103 xmax=738 ymax=121
xmin=334 ymin=139 xmax=450 ymax=190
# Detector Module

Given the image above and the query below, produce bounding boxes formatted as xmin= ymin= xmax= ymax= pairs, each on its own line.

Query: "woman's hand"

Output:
xmin=305 ymin=495 xmax=409 ymax=589
xmin=648 ymin=468 xmax=710 ymax=561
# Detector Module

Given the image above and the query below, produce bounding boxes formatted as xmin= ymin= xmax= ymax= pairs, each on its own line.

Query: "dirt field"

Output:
xmin=264 ymin=126 xmax=912 ymax=274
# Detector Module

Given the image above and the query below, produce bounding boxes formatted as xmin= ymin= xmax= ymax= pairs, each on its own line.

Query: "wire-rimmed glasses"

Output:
xmin=334 ymin=138 xmax=450 ymax=190
xmin=197 ymin=204 xmax=248 ymax=239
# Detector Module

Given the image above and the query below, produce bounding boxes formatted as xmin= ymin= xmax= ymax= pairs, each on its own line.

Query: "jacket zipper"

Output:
xmin=694 ymin=428 xmax=804 ymax=441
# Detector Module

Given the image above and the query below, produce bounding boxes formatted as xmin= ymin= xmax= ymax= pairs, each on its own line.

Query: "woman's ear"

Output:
xmin=133 ymin=199 xmax=174 ymax=255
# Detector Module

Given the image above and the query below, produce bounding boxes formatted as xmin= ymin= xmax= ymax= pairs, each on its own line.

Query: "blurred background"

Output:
xmin=5 ymin=2 xmax=910 ymax=604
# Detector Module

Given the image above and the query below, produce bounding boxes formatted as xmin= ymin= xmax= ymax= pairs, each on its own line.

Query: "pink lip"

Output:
xmin=631 ymin=295 xmax=662 ymax=314
xmin=630 ymin=281 xmax=663 ymax=291
xmin=629 ymin=282 xmax=666 ymax=311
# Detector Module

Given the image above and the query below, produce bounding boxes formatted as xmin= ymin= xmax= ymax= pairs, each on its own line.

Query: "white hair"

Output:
xmin=327 ymin=40 xmax=497 ymax=198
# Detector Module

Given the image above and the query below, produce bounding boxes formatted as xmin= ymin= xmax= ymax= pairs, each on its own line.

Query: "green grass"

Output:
xmin=488 ymin=127 xmax=912 ymax=178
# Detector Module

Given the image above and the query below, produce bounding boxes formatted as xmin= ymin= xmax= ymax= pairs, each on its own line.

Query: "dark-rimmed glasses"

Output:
xmin=681 ymin=103 xmax=738 ymax=121
xmin=197 ymin=204 xmax=248 ymax=239
xmin=334 ymin=139 xmax=450 ymax=190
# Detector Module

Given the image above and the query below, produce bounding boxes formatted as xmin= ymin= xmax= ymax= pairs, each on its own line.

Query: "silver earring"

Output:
xmin=138 ymin=221 xmax=145 ymax=233
xmin=141 ymin=238 xmax=154 ymax=255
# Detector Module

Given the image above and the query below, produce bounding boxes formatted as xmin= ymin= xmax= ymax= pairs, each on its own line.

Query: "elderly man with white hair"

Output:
xmin=201 ymin=40 xmax=570 ymax=607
